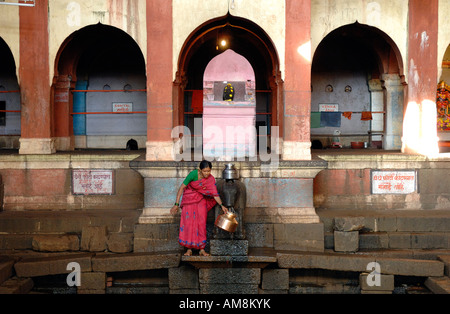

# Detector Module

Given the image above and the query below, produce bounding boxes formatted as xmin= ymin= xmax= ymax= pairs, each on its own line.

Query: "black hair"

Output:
xmin=199 ymin=160 xmax=212 ymax=170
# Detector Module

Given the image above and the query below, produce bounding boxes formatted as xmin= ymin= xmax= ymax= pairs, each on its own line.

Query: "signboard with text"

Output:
xmin=371 ymin=170 xmax=417 ymax=194
xmin=72 ymin=170 xmax=114 ymax=195
xmin=112 ymin=102 xmax=133 ymax=113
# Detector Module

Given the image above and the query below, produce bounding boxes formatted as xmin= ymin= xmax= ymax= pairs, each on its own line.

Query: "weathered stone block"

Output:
xmin=107 ymin=233 xmax=133 ymax=253
xmin=133 ymin=223 xmax=180 ymax=252
xmin=334 ymin=231 xmax=359 ymax=252
xmin=81 ymin=226 xmax=107 ymax=252
xmin=277 ymin=253 xmax=444 ymax=277
xmin=0 ymin=277 xmax=33 ymax=294
xmin=359 ymin=233 xmax=389 ymax=249
xmin=262 ymin=269 xmax=289 ymax=290
xmin=199 ymin=268 xmax=260 ymax=284
xmin=80 ymin=272 xmax=106 ymax=291
xmin=424 ymin=276 xmax=450 ymax=294
xmin=359 ymin=273 xmax=394 ymax=291
xmin=245 ymin=223 xmax=273 ymax=247
xmin=210 ymin=239 xmax=248 ymax=256
xmin=14 ymin=253 xmax=93 ymax=277
xmin=32 ymin=234 xmax=79 ymax=252
xmin=169 ymin=266 xmax=198 ymax=290
xmin=274 ymin=223 xmax=324 ymax=252
xmin=334 ymin=217 xmax=364 ymax=231
xmin=200 ymin=283 xmax=258 ymax=294
xmin=0 ymin=258 xmax=14 ymax=286
xmin=91 ymin=252 xmax=180 ymax=272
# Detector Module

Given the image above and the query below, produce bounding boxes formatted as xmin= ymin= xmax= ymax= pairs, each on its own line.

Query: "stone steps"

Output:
xmin=0 ymin=210 xmax=140 ymax=252
xmin=318 ymin=209 xmax=450 ymax=250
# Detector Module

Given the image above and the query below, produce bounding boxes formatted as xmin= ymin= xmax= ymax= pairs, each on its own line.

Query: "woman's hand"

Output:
xmin=220 ymin=205 xmax=228 ymax=214
xmin=170 ymin=205 xmax=179 ymax=215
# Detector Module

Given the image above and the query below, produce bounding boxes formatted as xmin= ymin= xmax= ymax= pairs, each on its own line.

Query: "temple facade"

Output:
xmin=1 ymin=0 xmax=450 ymax=294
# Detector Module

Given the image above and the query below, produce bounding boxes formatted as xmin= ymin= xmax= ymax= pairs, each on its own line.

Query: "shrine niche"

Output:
xmin=202 ymin=49 xmax=256 ymax=160
xmin=437 ymin=81 xmax=450 ymax=131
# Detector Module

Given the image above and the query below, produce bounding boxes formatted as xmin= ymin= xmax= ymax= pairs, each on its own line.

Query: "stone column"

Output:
xmin=368 ymin=79 xmax=383 ymax=146
xmin=283 ymin=0 xmax=312 ymax=160
xmin=381 ymin=74 xmax=404 ymax=150
xmin=145 ymin=0 xmax=174 ymax=161
xmin=18 ymin=0 xmax=55 ymax=154
xmin=402 ymin=0 xmax=439 ymax=156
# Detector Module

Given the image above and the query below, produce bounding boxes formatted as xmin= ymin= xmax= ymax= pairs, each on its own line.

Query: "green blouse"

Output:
xmin=183 ymin=170 xmax=198 ymax=186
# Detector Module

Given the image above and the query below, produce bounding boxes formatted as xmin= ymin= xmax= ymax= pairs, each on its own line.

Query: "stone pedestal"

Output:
xmin=210 ymin=239 xmax=248 ymax=256
xmin=130 ymin=159 xmax=327 ymax=252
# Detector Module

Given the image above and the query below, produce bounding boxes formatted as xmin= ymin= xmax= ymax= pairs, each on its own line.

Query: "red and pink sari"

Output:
xmin=179 ymin=174 xmax=219 ymax=249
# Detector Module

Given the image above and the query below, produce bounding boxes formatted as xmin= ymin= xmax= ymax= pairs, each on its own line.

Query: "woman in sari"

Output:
xmin=170 ymin=160 xmax=228 ymax=256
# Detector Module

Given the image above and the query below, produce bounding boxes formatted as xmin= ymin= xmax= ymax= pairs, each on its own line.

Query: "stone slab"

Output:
xmin=91 ymin=252 xmax=180 ymax=272
xmin=14 ymin=253 xmax=93 ymax=277
xmin=277 ymin=253 xmax=444 ymax=277
xmin=0 ymin=277 xmax=33 ymax=294
xmin=32 ymin=234 xmax=80 ymax=252
xmin=168 ymin=266 xmax=199 ymax=290
xmin=81 ymin=226 xmax=107 ymax=252
xmin=334 ymin=231 xmax=359 ymax=252
xmin=210 ymin=239 xmax=248 ymax=256
xmin=359 ymin=273 xmax=394 ymax=291
xmin=273 ymin=223 xmax=324 ymax=252
xmin=0 ymin=258 xmax=14 ymax=285
xmin=424 ymin=276 xmax=450 ymax=294
xmin=437 ymin=255 xmax=450 ymax=276
xmin=334 ymin=217 xmax=365 ymax=231
xmin=199 ymin=268 xmax=260 ymax=284
xmin=262 ymin=269 xmax=289 ymax=290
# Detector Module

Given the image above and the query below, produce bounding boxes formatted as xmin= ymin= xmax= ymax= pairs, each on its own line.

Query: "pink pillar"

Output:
xmin=283 ymin=0 xmax=311 ymax=160
xmin=402 ymin=0 xmax=439 ymax=155
xmin=146 ymin=0 xmax=174 ymax=160
xmin=18 ymin=0 xmax=55 ymax=154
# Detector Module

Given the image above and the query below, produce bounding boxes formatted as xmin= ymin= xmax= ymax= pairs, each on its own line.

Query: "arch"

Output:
xmin=311 ymin=22 xmax=405 ymax=150
xmin=0 ymin=36 xmax=20 ymax=148
xmin=52 ymin=24 xmax=146 ymax=150
xmin=174 ymin=13 xmax=283 ymax=145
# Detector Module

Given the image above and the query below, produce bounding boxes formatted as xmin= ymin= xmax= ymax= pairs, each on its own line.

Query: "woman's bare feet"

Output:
xmin=184 ymin=249 xmax=192 ymax=256
xmin=199 ymin=249 xmax=210 ymax=256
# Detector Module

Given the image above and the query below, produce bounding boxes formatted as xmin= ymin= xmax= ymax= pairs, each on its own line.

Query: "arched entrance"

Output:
xmin=0 ymin=37 xmax=20 ymax=149
xmin=174 ymin=14 xmax=281 ymax=159
xmin=53 ymin=24 xmax=146 ymax=150
xmin=311 ymin=23 xmax=405 ymax=150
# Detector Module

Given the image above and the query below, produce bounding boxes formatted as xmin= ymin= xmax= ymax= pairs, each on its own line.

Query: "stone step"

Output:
xmin=325 ymin=231 xmax=450 ymax=250
xmin=318 ymin=209 xmax=450 ymax=233
xmin=0 ymin=257 xmax=15 ymax=285
xmin=0 ymin=210 xmax=140 ymax=234
xmin=277 ymin=252 xmax=444 ymax=277
xmin=425 ymin=276 xmax=450 ymax=294
xmin=12 ymin=251 xmax=181 ymax=278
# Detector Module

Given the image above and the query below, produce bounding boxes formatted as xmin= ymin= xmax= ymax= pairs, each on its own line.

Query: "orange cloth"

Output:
xmin=342 ymin=112 xmax=352 ymax=120
xmin=191 ymin=90 xmax=203 ymax=114
xmin=361 ymin=111 xmax=372 ymax=121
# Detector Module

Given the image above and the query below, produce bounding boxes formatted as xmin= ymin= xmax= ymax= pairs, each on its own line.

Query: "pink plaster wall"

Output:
xmin=204 ymin=49 xmax=254 ymax=82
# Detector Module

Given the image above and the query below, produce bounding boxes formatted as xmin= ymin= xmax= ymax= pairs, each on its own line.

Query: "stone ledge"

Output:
xmin=91 ymin=252 xmax=180 ymax=272
xmin=425 ymin=276 xmax=450 ymax=294
xmin=277 ymin=252 xmax=444 ymax=277
xmin=14 ymin=253 xmax=94 ymax=277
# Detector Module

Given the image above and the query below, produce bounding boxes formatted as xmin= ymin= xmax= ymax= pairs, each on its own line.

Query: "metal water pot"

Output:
xmin=215 ymin=211 xmax=238 ymax=233
xmin=222 ymin=163 xmax=238 ymax=180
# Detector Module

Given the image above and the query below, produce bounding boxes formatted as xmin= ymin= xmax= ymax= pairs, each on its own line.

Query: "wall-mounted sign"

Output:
xmin=319 ymin=104 xmax=339 ymax=112
xmin=72 ymin=170 xmax=114 ymax=195
xmin=112 ymin=102 xmax=132 ymax=113
xmin=371 ymin=170 xmax=417 ymax=194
